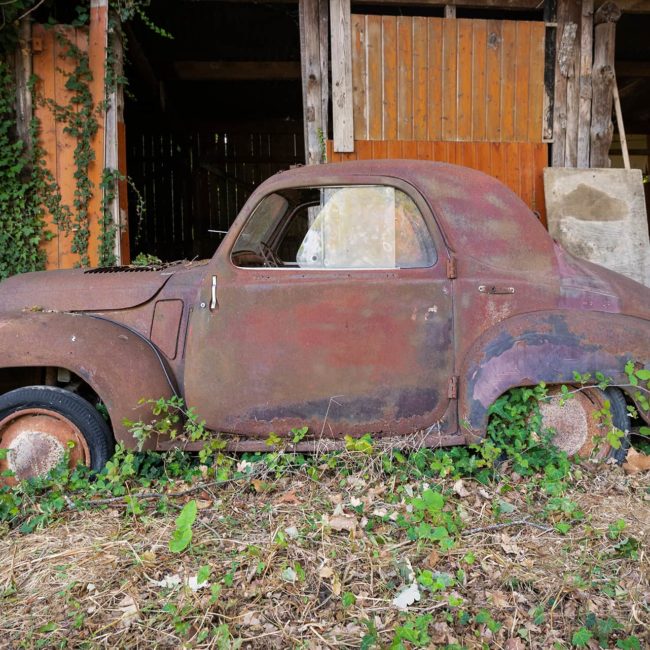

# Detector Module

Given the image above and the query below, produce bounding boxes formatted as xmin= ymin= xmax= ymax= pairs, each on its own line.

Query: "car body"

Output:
xmin=0 ymin=160 xmax=649 ymax=474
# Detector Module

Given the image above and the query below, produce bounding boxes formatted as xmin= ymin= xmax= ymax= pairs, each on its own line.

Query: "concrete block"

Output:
xmin=544 ymin=168 xmax=650 ymax=287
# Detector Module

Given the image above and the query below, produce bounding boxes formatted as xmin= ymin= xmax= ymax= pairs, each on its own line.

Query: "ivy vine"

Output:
xmin=0 ymin=1 xmax=169 ymax=278
xmin=38 ymin=32 xmax=98 ymax=266
xmin=99 ymin=167 xmax=120 ymax=267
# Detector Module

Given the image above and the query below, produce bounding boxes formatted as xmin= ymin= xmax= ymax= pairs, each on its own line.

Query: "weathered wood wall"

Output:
xmin=349 ymin=16 xmax=546 ymax=143
xmin=327 ymin=140 xmax=548 ymax=223
xmin=327 ymin=14 xmax=548 ymax=217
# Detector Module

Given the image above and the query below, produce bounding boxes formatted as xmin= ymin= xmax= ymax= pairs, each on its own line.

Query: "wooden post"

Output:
xmin=576 ymin=0 xmax=593 ymax=168
xmin=543 ymin=0 xmax=557 ymax=142
xmin=299 ymin=0 xmax=329 ymax=164
xmin=319 ymin=0 xmax=329 ymax=147
xmin=330 ymin=0 xmax=354 ymax=152
xmin=590 ymin=1 xmax=620 ymax=168
xmin=104 ymin=20 xmax=128 ymax=264
xmin=612 ymin=75 xmax=630 ymax=170
xmin=552 ymin=0 xmax=580 ymax=167
xmin=14 ymin=18 xmax=33 ymax=153
xmin=444 ymin=5 xmax=457 ymax=18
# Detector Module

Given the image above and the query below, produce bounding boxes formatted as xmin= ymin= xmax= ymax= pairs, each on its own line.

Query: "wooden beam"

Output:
xmin=543 ymin=0 xmax=557 ymax=142
xmin=577 ymin=0 xmax=593 ymax=168
xmin=330 ymin=0 xmax=354 ymax=152
xmin=552 ymin=0 xmax=579 ymax=167
xmin=590 ymin=1 xmax=620 ymax=167
xmin=319 ymin=0 xmax=329 ymax=149
xmin=299 ymin=0 xmax=328 ymax=164
xmin=168 ymin=61 xmax=301 ymax=81
xmin=104 ymin=21 xmax=127 ymax=265
xmin=87 ymin=0 xmax=109 ymax=267
xmin=209 ymin=0 xmax=650 ymax=12
xmin=564 ymin=0 xmax=581 ymax=167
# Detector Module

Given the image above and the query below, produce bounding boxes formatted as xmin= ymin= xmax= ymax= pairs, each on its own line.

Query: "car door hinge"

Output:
xmin=448 ymin=376 xmax=459 ymax=399
xmin=446 ymin=257 xmax=457 ymax=280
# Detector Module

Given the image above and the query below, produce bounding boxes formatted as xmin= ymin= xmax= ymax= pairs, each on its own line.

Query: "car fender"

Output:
xmin=459 ymin=309 xmax=650 ymax=442
xmin=0 ymin=310 xmax=177 ymax=448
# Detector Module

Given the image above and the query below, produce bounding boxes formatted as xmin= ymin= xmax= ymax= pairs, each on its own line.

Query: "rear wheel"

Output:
xmin=0 ymin=386 xmax=114 ymax=484
xmin=539 ymin=386 xmax=630 ymax=462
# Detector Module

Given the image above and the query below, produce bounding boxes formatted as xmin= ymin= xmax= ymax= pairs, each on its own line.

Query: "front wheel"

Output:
xmin=0 ymin=386 xmax=114 ymax=483
xmin=539 ymin=386 xmax=630 ymax=462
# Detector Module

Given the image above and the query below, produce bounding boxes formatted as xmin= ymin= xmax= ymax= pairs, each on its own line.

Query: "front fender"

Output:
xmin=459 ymin=310 xmax=650 ymax=442
xmin=0 ymin=311 xmax=177 ymax=447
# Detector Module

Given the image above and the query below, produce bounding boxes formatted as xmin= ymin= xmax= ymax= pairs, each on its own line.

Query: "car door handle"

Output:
xmin=478 ymin=285 xmax=515 ymax=295
xmin=210 ymin=275 xmax=217 ymax=310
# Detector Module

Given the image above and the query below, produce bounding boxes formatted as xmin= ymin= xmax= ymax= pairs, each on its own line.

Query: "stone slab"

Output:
xmin=544 ymin=168 xmax=650 ymax=287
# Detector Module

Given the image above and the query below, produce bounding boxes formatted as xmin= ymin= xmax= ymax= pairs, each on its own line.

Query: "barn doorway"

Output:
xmin=124 ymin=1 xmax=305 ymax=262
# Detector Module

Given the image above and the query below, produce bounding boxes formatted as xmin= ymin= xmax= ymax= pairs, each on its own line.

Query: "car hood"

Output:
xmin=0 ymin=266 xmax=176 ymax=313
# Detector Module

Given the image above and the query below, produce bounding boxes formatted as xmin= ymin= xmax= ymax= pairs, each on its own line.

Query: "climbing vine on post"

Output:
xmin=39 ymin=32 xmax=98 ymax=267
xmin=0 ymin=61 xmax=46 ymax=279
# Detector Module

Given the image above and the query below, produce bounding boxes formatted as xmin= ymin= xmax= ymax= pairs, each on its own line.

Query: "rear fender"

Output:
xmin=459 ymin=310 xmax=650 ymax=442
xmin=0 ymin=311 xmax=177 ymax=448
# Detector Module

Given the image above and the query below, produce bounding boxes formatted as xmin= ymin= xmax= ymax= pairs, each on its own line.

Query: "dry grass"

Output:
xmin=0 ymin=460 xmax=648 ymax=649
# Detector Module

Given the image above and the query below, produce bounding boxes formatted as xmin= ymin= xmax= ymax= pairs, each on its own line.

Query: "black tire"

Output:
xmin=0 ymin=386 xmax=114 ymax=473
xmin=604 ymin=386 xmax=631 ymax=464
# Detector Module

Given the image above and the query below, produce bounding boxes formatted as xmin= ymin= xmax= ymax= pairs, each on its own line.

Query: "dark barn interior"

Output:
xmin=124 ymin=1 xmax=305 ymax=261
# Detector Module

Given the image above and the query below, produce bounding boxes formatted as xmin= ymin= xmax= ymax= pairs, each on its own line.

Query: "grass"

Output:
xmin=0 ymin=448 xmax=647 ymax=649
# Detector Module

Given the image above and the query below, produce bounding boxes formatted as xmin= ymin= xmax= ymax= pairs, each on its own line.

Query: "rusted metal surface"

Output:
xmin=540 ymin=387 xmax=611 ymax=459
xmin=0 ymin=160 xmax=648 ymax=455
xmin=0 ymin=311 xmax=176 ymax=446
xmin=0 ymin=408 xmax=90 ymax=484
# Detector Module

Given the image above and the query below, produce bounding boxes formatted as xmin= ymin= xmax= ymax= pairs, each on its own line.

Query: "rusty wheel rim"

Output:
xmin=0 ymin=408 xmax=91 ymax=485
xmin=539 ymin=387 xmax=611 ymax=460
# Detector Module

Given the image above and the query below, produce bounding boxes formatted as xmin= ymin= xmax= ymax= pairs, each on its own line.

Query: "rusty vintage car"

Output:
xmin=0 ymin=160 xmax=649 ymax=480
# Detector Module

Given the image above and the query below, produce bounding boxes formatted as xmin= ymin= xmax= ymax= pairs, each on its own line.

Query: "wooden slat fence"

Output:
xmin=350 ymin=16 xmax=546 ymax=144
xmin=128 ymin=124 xmax=304 ymax=260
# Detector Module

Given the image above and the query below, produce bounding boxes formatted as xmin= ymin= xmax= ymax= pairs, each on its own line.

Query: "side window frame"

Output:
xmin=224 ymin=176 xmax=447 ymax=273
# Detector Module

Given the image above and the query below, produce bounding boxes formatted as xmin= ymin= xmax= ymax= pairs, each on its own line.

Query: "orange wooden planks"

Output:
xmin=397 ymin=16 xmax=413 ymax=140
xmin=366 ymin=15 xmax=383 ymax=140
xmin=456 ymin=20 xmax=473 ymax=141
xmin=427 ymin=18 xmax=443 ymax=141
xmin=348 ymin=16 xmax=546 ymax=146
xmin=471 ymin=20 xmax=488 ymax=141
xmin=500 ymin=21 xmax=517 ymax=142
xmin=412 ymin=17 xmax=429 ymax=141
xmin=382 ymin=16 xmax=398 ymax=140
xmin=527 ymin=22 xmax=546 ymax=143
xmin=514 ymin=21 xmax=531 ymax=142
xmin=33 ymin=25 xmax=59 ymax=269
xmin=441 ymin=18 xmax=458 ymax=141
xmin=326 ymin=139 xmax=549 ymax=219
xmin=485 ymin=19 xmax=502 ymax=142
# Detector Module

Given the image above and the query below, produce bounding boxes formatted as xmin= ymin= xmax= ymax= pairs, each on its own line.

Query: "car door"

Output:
xmin=184 ymin=177 xmax=455 ymax=441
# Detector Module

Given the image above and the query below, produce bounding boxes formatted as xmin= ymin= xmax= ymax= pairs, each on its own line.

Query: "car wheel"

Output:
xmin=0 ymin=386 xmax=114 ymax=483
xmin=538 ymin=386 xmax=630 ymax=462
